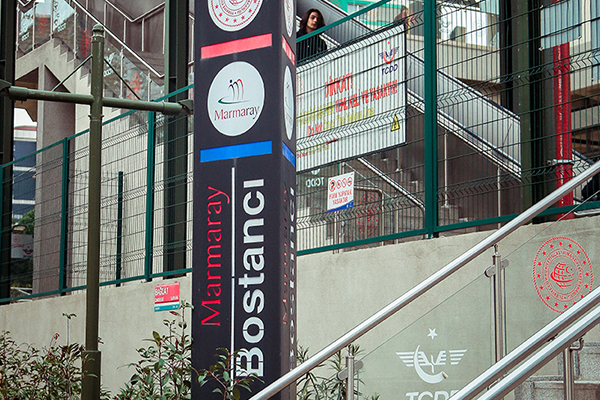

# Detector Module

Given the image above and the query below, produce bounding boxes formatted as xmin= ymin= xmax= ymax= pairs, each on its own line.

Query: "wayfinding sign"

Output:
xmin=193 ymin=1 xmax=297 ymax=400
xmin=296 ymin=25 xmax=406 ymax=171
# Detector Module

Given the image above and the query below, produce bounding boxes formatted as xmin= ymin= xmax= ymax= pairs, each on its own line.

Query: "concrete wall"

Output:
xmin=1 ymin=277 xmax=192 ymax=395
xmin=2 ymin=215 xmax=600 ymax=396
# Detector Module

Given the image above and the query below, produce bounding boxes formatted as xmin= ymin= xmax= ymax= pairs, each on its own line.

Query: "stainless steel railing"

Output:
xmin=249 ymin=159 xmax=600 ymax=400
xmin=452 ymin=285 xmax=600 ymax=399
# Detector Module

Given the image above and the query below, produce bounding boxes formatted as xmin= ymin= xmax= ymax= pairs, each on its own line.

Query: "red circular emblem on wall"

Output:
xmin=208 ymin=0 xmax=263 ymax=32
xmin=532 ymin=237 xmax=593 ymax=313
xmin=356 ymin=192 xmax=379 ymax=238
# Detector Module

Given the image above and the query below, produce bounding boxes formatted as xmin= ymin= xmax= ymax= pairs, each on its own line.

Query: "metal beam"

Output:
xmin=0 ymin=0 xmax=17 ymax=301
xmin=163 ymin=0 xmax=189 ymax=273
xmin=0 ymin=80 xmax=192 ymax=115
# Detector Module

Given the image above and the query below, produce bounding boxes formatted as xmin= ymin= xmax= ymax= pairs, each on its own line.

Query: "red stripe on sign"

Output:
xmin=201 ymin=34 xmax=272 ymax=59
xmin=282 ymin=35 xmax=295 ymax=65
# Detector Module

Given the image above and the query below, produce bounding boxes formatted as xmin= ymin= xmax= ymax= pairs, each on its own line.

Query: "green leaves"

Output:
xmin=0 ymin=327 xmax=89 ymax=400
xmin=195 ymin=348 xmax=263 ymax=400
xmin=114 ymin=301 xmax=193 ymax=400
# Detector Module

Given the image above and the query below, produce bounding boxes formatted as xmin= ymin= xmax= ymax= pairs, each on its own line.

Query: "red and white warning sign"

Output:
xmin=327 ymin=172 xmax=355 ymax=212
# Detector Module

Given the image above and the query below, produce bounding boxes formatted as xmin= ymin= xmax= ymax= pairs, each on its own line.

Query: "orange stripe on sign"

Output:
xmin=282 ymin=35 xmax=295 ymax=65
xmin=201 ymin=33 xmax=273 ymax=59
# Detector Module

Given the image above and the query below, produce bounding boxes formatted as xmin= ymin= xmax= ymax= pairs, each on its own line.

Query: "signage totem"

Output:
xmin=193 ymin=1 xmax=297 ymax=399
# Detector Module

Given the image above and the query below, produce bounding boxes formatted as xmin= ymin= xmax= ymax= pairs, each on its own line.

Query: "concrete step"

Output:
xmin=577 ymin=342 xmax=600 ymax=381
xmin=515 ymin=378 xmax=600 ymax=400
xmin=515 ymin=342 xmax=600 ymax=400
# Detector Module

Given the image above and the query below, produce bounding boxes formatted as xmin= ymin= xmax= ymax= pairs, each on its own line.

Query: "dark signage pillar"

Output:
xmin=192 ymin=1 xmax=297 ymax=400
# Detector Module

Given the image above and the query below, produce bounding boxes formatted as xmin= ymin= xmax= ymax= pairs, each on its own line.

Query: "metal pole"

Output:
xmin=423 ymin=0 xmax=438 ymax=238
xmin=0 ymin=0 xmax=17 ymax=302
xmin=563 ymin=347 xmax=575 ymax=400
xmin=345 ymin=347 xmax=354 ymax=400
xmin=81 ymin=24 xmax=104 ymax=400
xmin=493 ymin=245 xmax=505 ymax=362
xmin=116 ymin=171 xmax=123 ymax=285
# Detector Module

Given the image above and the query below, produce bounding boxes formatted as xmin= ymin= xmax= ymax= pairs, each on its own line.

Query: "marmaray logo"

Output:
xmin=219 ymin=78 xmax=246 ymax=105
xmin=208 ymin=61 xmax=265 ymax=137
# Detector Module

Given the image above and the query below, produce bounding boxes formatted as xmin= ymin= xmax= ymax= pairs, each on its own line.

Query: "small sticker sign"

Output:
xmin=327 ymin=172 xmax=355 ymax=212
xmin=154 ymin=282 xmax=181 ymax=312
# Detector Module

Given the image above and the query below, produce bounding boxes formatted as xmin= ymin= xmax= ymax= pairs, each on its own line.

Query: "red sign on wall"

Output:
xmin=154 ymin=282 xmax=180 ymax=311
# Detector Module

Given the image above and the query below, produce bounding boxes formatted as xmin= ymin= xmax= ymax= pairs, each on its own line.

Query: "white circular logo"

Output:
xmin=284 ymin=0 xmax=294 ymax=38
xmin=207 ymin=61 xmax=265 ymax=137
xmin=208 ymin=0 xmax=263 ymax=32
xmin=284 ymin=66 xmax=294 ymax=141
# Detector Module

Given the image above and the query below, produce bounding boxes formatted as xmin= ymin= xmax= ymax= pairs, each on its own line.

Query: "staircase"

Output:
xmin=516 ymin=342 xmax=600 ymax=400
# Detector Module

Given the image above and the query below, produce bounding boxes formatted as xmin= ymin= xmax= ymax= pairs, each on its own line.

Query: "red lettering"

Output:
xmin=207 ymin=283 xmax=221 ymax=297
xmin=201 ymin=299 xmax=221 ymax=325
xmin=207 ymin=244 xmax=221 ymax=267
xmin=207 ymin=228 xmax=222 ymax=242
xmin=208 ymin=186 xmax=231 ymax=202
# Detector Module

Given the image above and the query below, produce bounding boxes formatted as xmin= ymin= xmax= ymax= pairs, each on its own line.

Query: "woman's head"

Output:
xmin=394 ymin=6 xmax=409 ymax=22
xmin=300 ymin=8 xmax=325 ymax=33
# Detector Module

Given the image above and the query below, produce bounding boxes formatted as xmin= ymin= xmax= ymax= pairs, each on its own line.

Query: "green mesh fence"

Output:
xmin=3 ymin=0 xmax=600 ymax=301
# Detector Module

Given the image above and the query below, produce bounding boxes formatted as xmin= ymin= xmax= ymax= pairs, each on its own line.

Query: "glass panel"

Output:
xmin=357 ymin=273 xmax=493 ymax=400
xmin=35 ymin=0 xmax=52 ymax=47
xmin=76 ymin=13 xmax=92 ymax=59
xmin=504 ymin=213 xmax=600 ymax=359
xmin=18 ymin=8 xmax=34 ymax=54
xmin=104 ymin=42 xmax=122 ymax=98
xmin=149 ymin=80 xmax=164 ymax=101
xmin=51 ymin=0 xmax=75 ymax=49
xmin=122 ymin=55 xmax=148 ymax=101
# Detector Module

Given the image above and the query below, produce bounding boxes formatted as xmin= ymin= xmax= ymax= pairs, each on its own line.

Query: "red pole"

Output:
xmin=552 ymin=39 xmax=573 ymax=219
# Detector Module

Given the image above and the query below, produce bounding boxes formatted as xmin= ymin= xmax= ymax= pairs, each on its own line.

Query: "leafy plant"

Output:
xmin=296 ymin=344 xmax=378 ymax=400
xmin=115 ymin=301 xmax=193 ymax=400
xmin=0 ymin=315 xmax=85 ymax=400
xmin=196 ymin=348 xmax=263 ymax=400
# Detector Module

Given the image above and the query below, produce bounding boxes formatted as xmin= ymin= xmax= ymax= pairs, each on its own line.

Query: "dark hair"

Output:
xmin=394 ymin=6 xmax=409 ymax=22
xmin=299 ymin=8 xmax=325 ymax=32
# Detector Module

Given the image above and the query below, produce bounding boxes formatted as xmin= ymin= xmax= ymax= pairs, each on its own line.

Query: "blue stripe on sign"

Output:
xmin=282 ymin=142 xmax=296 ymax=167
xmin=327 ymin=200 xmax=354 ymax=213
xmin=200 ymin=141 xmax=273 ymax=162
xmin=154 ymin=302 xmax=180 ymax=312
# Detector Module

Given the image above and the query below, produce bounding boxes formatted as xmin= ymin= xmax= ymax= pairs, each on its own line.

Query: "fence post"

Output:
xmin=144 ymin=111 xmax=156 ymax=281
xmin=59 ymin=137 xmax=70 ymax=294
xmin=116 ymin=170 xmax=123 ymax=284
xmin=424 ymin=0 xmax=438 ymax=238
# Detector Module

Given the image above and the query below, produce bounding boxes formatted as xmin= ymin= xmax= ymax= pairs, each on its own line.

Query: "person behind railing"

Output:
xmin=297 ymin=8 xmax=327 ymax=62
xmin=393 ymin=5 xmax=413 ymax=33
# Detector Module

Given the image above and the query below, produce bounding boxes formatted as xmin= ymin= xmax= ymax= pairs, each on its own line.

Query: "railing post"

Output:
xmin=144 ymin=112 xmax=156 ymax=281
xmin=424 ymin=0 xmax=438 ymax=238
xmin=493 ymin=245 xmax=506 ymax=362
xmin=345 ymin=347 xmax=355 ymax=400
xmin=116 ymin=170 xmax=123 ymax=285
xmin=59 ymin=137 xmax=70 ymax=294
xmin=563 ymin=338 xmax=582 ymax=400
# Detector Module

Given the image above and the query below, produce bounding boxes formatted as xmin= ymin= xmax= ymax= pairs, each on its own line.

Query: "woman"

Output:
xmin=297 ymin=8 xmax=327 ymax=62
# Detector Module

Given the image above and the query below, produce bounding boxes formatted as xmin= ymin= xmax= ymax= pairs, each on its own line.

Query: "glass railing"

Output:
xmin=16 ymin=0 xmax=164 ymax=100
xmin=351 ymin=271 xmax=493 ymax=400
xmin=353 ymin=199 xmax=600 ymax=400
xmin=499 ymin=206 xmax=600 ymax=394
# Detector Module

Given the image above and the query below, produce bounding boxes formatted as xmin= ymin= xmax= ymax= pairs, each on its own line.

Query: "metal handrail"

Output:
xmin=451 ymin=284 xmax=600 ymax=400
xmin=249 ymin=159 xmax=600 ymax=400
xmin=65 ymin=1 xmax=162 ymax=78
xmin=357 ymin=157 xmax=425 ymax=212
